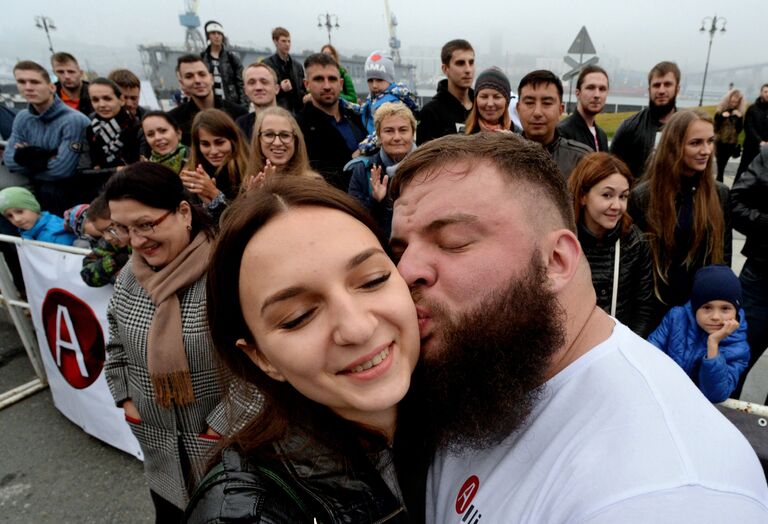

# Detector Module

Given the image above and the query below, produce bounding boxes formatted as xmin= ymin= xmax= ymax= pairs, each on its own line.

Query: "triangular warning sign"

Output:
xmin=568 ymin=26 xmax=596 ymax=55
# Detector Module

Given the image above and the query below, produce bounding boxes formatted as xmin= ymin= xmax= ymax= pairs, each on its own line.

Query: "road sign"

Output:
xmin=568 ymin=26 xmax=596 ymax=55
xmin=562 ymin=56 xmax=600 ymax=81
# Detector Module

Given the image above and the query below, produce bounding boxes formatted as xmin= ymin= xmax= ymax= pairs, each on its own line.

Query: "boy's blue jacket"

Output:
xmin=360 ymin=82 xmax=419 ymax=135
xmin=20 ymin=211 xmax=77 ymax=246
xmin=647 ymin=301 xmax=750 ymax=403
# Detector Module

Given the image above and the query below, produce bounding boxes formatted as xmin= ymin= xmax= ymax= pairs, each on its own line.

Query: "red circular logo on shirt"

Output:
xmin=455 ymin=475 xmax=480 ymax=514
xmin=42 ymin=288 xmax=105 ymax=389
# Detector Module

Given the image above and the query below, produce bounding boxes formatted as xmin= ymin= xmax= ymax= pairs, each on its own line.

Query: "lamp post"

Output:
xmin=698 ymin=14 xmax=726 ymax=107
xmin=34 ymin=15 xmax=57 ymax=56
xmin=317 ymin=13 xmax=340 ymax=45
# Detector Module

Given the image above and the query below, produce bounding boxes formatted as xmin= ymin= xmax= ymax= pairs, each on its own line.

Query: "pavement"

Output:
xmin=0 ymin=158 xmax=748 ymax=523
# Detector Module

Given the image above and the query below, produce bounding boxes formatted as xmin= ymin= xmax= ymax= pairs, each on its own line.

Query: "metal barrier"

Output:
xmin=0 ymin=234 xmax=90 ymax=409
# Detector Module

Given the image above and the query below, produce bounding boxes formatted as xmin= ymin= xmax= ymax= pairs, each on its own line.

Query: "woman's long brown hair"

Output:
xmin=644 ymin=109 xmax=725 ymax=291
xmin=187 ymin=108 xmax=250 ymax=189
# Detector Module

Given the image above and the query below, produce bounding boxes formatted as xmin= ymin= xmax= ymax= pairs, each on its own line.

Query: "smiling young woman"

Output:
xmin=629 ymin=110 xmax=732 ymax=322
xmin=568 ymin=152 xmax=658 ymax=336
xmin=102 ymin=162 xmax=255 ymax=521
xmin=186 ymin=178 xmax=419 ymax=523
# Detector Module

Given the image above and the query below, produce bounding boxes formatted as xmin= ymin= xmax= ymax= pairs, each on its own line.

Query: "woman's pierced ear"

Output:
xmin=186 ymin=224 xmax=192 ymax=231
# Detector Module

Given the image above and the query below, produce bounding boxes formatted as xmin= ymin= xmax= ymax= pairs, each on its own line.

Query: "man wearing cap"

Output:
xmin=557 ymin=64 xmax=609 ymax=152
xmin=517 ymin=69 xmax=591 ymax=179
xmin=200 ymin=20 xmax=246 ymax=106
xmin=263 ymin=27 xmax=306 ymax=114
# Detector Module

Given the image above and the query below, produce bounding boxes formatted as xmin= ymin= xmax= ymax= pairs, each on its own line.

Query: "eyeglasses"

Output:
xmin=108 ymin=210 xmax=173 ymax=240
xmin=259 ymin=130 xmax=295 ymax=144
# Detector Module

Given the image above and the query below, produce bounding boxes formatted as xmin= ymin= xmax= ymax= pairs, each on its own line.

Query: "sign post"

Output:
xmin=563 ymin=26 xmax=599 ymax=113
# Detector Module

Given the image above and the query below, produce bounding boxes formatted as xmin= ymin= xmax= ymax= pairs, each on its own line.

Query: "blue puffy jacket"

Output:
xmin=647 ymin=302 xmax=750 ymax=403
xmin=20 ymin=211 xmax=77 ymax=246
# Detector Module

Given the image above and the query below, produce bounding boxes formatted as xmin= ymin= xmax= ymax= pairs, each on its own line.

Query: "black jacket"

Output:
xmin=557 ymin=110 xmax=608 ymax=152
xmin=578 ymin=222 xmax=659 ymax=337
xmin=732 ymin=147 xmax=768 ymax=264
xmin=186 ymin=433 xmax=410 ymax=523
xmin=535 ymin=130 xmax=591 ymax=180
xmin=167 ymin=95 xmax=248 ymax=147
xmin=201 ymin=46 xmax=245 ymax=106
xmin=630 ymin=177 xmax=732 ymax=311
xmin=416 ymin=79 xmax=474 ymax=145
xmin=298 ymin=101 xmax=366 ymax=190
xmin=738 ymin=98 xmax=768 ymax=175
xmin=55 ymin=80 xmax=93 ymax=116
xmin=611 ymin=106 xmax=672 ymax=179
xmin=235 ymin=111 xmax=256 ymax=141
xmin=263 ymin=53 xmax=306 ymax=114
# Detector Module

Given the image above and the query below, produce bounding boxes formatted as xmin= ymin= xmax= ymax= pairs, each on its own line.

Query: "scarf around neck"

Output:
xmin=131 ymin=231 xmax=211 ymax=407
xmin=91 ymin=110 xmax=129 ymax=164
xmin=151 ymin=144 xmax=188 ymax=174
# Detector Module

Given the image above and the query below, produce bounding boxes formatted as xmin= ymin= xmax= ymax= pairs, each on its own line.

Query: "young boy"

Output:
xmin=648 ymin=265 xmax=750 ymax=403
xmin=357 ymin=51 xmax=419 ymax=154
xmin=78 ymin=194 xmax=131 ymax=287
xmin=0 ymin=186 xmax=76 ymax=245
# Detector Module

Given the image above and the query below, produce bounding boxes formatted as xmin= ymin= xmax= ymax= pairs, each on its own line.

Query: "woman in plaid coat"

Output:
xmin=103 ymin=163 xmax=233 ymax=522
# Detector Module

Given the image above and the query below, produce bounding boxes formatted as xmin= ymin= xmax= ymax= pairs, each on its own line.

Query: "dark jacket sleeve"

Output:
xmin=731 ymin=149 xmax=768 ymax=237
xmin=717 ymin=182 xmax=733 ymax=266
xmin=744 ymin=106 xmax=763 ymax=144
xmin=229 ymin=51 xmax=246 ymax=106
xmin=416 ymin=103 xmax=441 ymax=146
xmin=347 ymin=160 xmax=372 ymax=209
xmin=626 ymin=230 xmax=659 ymax=338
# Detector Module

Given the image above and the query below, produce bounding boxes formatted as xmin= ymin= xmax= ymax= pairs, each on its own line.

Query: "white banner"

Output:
xmin=17 ymin=242 xmax=143 ymax=460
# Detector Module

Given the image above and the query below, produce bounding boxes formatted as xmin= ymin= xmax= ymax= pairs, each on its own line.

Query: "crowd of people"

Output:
xmin=1 ymin=23 xmax=768 ymax=523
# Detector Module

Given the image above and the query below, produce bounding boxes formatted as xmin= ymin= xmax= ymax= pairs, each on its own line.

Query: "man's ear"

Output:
xmin=235 ymin=338 xmax=286 ymax=382
xmin=541 ymin=229 xmax=581 ymax=293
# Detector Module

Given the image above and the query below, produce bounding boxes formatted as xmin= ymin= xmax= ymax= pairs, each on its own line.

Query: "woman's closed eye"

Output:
xmin=360 ymin=272 xmax=391 ymax=290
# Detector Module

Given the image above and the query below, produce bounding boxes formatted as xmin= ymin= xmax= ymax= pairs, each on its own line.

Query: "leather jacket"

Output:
xmin=201 ymin=46 xmax=246 ymax=106
xmin=186 ymin=429 xmax=411 ymax=523
xmin=543 ymin=131 xmax=592 ymax=179
xmin=732 ymin=147 xmax=768 ymax=263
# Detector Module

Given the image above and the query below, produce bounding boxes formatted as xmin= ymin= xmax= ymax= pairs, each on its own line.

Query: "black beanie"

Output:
xmin=474 ymin=67 xmax=511 ymax=104
xmin=690 ymin=265 xmax=742 ymax=312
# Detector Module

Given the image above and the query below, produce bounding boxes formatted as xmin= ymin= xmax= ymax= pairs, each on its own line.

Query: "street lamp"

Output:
xmin=34 ymin=15 xmax=57 ymax=56
xmin=317 ymin=13 xmax=340 ymax=45
xmin=698 ymin=14 xmax=726 ymax=107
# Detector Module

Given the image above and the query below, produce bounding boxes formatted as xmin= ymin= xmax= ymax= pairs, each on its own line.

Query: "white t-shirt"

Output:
xmin=427 ymin=322 xmax=768 ymax=524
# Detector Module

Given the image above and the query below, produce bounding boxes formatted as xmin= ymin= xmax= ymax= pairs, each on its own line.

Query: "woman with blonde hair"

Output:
xmin=181 ymin=109 xmax=249 ymax=221
xmin=245 ymin=106 xmax=315 ymax=189
xmin=629 ymin=109 xmax=732 ymax=321
xmin=714 ymin=88 xmax=746 ymax=182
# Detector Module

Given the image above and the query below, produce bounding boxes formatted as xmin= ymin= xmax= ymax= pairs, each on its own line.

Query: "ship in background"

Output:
xmin=139 ymin=0 xmax=418 ymax=108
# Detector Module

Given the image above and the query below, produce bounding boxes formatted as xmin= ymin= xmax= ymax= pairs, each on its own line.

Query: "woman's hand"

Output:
xmin=246 ymin=160 xmax=277 ymax=191
xmin=180 ymin=164 xmax=218 ymax=203
xmin=123 ymin=399 xmax=141 ymax=422
xmin=370 ymin=164 xmax=389 ymax=202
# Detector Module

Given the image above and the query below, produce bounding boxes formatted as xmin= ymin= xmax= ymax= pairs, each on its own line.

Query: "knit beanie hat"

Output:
xmin=204 ymin=20 xmax=225 ymax=37
xmin=0 ymin=187 xmax=41 ymax=214
xmin=475 ymin=67 xmax=511 ymax=104
xmin=365 ymin=51 xmax=395 ymax=84
xmin=63 ymin=204 xmax=90 ymax=236
xmin=690 ymin=264 xmax=742 ymax=312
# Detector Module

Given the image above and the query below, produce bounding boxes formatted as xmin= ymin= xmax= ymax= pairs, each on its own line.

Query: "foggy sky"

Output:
xmin=1 ymin=0 xmax=764 ymax=78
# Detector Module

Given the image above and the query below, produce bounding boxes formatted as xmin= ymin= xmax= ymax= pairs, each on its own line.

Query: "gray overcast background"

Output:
xmin=0 ymin=0 xmax=764 ymax=85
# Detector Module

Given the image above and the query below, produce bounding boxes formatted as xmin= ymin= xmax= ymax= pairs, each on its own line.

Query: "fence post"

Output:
xmin=0 ymin=250 xmax=47 ymax=384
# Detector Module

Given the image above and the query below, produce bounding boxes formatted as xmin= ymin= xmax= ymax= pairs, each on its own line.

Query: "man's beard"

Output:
xmin=649 ymin=96 xmax=677 ymax=120
xmin=411 ymin=253 xmax=566 ymax=453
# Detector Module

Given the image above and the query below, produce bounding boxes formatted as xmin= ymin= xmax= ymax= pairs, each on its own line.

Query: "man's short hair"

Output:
xmin=647 ymin=61 xmax=680 ymax=85
xmin=176 ymin=54 xmax=206 ymax=73
xmin=761 ymin=83 xmax=768 ymax=91
xmin=518 ymin=70 xmax=564 ymax=101
xmin=576 ymin=65 xmax=609 ymax=90
xmin=440 ymin=39 xmax=474 ymax=66
xmin=50 ymin=52 xmax=78 ymax=66
xmin=391 ymin=133 xmax=575 ymax=232
xmin=304 ymin=53 xmax=338 ymax=71
xmin=246 ymin=62 xmax=278 ymax=83
xmin=272 ymin=27 xmax=290 ymax=41
xmin=108 ymin=69 xmax=140 ymax=90
xmin=13 ymin=60 xmax=51 ymax=83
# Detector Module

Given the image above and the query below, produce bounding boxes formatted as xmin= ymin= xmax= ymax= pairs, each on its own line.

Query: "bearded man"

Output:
xmin=389 ymin=132 xmax=768 ymax=523
xmin=611 ymin=61 xmax=680 ymax=178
